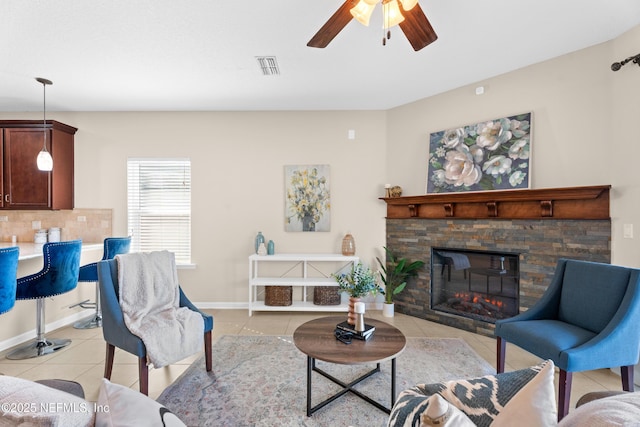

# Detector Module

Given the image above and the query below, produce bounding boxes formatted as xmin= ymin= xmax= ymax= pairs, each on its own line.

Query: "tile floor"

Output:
xmin=0 ymin=309 xmax=625 ymax=410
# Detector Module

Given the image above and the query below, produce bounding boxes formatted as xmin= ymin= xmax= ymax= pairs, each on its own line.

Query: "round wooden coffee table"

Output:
xmin=293 ymin=316 xmax=406 ymax=416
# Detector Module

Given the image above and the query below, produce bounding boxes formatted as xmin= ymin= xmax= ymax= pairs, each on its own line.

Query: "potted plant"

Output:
xmin=376 ymin=247 xmax=425 ymax=317
xmin=333 ymin=262 xmax=380 ymax=325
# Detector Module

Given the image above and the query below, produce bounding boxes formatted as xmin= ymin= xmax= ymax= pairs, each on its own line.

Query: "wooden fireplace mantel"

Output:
xmin=381 ymin=185 xmax=611 ymax=220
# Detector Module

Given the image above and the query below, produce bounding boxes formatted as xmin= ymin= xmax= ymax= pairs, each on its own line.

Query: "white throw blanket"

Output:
xmin=116 ymin=251 xmax=204 ymax=368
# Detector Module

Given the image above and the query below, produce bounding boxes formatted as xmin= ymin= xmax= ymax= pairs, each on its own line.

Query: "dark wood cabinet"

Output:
xmin=0 ymin=120 xmax=76 ymax=210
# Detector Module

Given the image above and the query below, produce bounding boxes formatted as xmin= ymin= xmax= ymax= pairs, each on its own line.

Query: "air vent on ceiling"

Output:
xmin=256 ymin=56 xmax=280 ymax=76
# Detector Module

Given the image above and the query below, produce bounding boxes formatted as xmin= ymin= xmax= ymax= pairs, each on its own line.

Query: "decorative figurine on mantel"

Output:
xmin=389 ymin=185 xmax=403 ymax=198
xmin=384 ymin=184 xmax=403 ymax=198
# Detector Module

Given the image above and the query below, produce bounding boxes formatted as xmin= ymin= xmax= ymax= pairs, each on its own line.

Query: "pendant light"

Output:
xmin=35 ymin=77 xmax=53 ymax=172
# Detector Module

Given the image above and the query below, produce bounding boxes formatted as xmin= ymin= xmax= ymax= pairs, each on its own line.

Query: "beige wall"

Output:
xmin=0 ymin=24 xmax=638 ymax=346
xmin=610 ymin=25 xmax=640 ymax=266
xmin=0 ymin=111 xmax=389 ymax=309
xmin=387 ymin=24 xmax=640 ymax=267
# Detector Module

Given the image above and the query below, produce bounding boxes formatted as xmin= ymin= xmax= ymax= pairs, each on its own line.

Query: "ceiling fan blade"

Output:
xmin=398 ymin=3 xmax=438 ymax=51
xmin=307 ymin=0 xmax=357 ymax=48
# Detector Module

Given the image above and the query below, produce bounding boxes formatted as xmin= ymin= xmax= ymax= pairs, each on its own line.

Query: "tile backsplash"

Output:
xmin=0 ymin=209 xmax=112 ymax=244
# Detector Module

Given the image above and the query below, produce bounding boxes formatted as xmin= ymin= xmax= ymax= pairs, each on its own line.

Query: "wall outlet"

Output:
xmin=77 ymin=216 xmax=87 ymax=222
xmin=0 ymin=216 xmax=8 ymax=222
xmin=32 ymin=220 xmax=41 ymax=229
xmin=624 ymin=223 xmax=634 ymax=239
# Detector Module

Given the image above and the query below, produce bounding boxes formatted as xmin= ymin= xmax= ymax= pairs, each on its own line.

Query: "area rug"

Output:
xmin=157 ymin=335 xmax=495 ymax=427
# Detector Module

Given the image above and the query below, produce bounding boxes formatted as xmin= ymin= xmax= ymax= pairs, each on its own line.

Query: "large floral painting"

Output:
xmin=426 ymin=112 xmax=532 ymax=193
xmin=285 ymin=165 xmax=330 ymax=232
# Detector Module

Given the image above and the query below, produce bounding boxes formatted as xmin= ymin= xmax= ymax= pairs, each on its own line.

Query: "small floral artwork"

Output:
xmin=426 ymin=112 xmax=532 ymax=193
xmin=285 ymin=165 xmax=330 ymax=232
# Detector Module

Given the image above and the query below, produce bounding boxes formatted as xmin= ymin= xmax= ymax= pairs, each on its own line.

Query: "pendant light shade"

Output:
xmin=349 ymin=0 xmax=413 ymax=46
xmin=36 ymin=77 xmax=53 ymax=172
xmin=37 ymin=149 xmax=53 ymax=171
xmin=350 ymin=0 xmax=378 ymax=26
xmin=383 ymin=0 xmax=405 ymax=29
xmin=399 ymin=0 xmax=418 ymax=10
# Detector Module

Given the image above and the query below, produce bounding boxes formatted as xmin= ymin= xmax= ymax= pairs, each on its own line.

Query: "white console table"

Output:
xmin=248 ymin=253 xmax=359 ymax=315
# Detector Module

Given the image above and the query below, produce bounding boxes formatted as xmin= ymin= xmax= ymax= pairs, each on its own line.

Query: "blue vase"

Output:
xmin=267 ymin=240 xmax=275 ymax=255
xmin=255 ymin=232 xmax=265 ymax=254
xmin=302 ymin=214 xmax=315 ymax=232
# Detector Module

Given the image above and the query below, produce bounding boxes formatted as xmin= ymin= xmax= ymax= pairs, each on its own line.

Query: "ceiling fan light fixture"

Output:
xmin=398 ymin=0 xmax=418 ymax=11
xmin=350 ymin=0 xmax=378 ymax=26
xmin=307 ymin=0 xmax=436 ymax=51
xmin=382 ymin=0 xmax=405 ymax=29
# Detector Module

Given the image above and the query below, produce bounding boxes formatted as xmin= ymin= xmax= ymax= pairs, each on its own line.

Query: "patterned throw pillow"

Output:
xmin=420 ymin=393 xmax=476 ymax=426
xmin=388 ymin=360 xmax=556 ymax=427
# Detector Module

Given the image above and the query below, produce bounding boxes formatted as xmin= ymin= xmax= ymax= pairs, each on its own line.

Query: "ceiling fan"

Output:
xmin=307 ymin=0 xmax=438 ymax=51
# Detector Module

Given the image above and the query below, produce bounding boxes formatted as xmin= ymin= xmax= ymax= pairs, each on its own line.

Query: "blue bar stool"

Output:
xmin=72 ymin=237 xmax=131 ymax=329
xmin=7 ymin=240 xmax=82 ymax=360
xmin=0 ymin=247 xmax=20 ymax=315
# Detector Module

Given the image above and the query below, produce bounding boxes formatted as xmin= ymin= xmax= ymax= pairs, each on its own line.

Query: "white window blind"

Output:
xmin=127 ymin=158 xmax=191 ymax=264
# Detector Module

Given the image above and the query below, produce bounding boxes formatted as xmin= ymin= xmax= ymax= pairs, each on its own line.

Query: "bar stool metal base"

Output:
xmin=8 ymin=299 xmax=72 ymax=359
xmin=6 ymin=338 xmax=71 ymax=360
xmin=71 ymin=282 xmax=102 ymax=329
xmin=73 ymin=313 xmax=102 ymax=329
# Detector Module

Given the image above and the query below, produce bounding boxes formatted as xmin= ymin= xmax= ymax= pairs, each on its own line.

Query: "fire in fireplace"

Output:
xmin=431 ymin=248 xmax=519 ymax=323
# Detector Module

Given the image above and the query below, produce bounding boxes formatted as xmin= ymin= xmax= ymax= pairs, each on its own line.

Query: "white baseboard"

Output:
xmin=0 ymin=303 xmax=251 ymax=353
xmin=0 ymin=309 xmax=94 ymax=353
xmin=193 ymin=302 xmax=248 ymax=310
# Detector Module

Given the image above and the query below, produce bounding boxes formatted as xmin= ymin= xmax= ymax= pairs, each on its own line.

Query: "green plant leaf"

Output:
xmin=378 ymin=247 xmax=424 ymax=303
xmin=393 ymin=282 xmax=406 ymax=295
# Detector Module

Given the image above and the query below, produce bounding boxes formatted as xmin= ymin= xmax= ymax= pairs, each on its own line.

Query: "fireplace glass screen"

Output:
xmin=431 ymin=248 xmax=519 ymax=323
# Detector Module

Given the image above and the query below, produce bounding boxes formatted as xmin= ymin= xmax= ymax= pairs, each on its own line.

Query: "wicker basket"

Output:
xmin=265 ymin=286 xmax=292 ymax=306
xmin=313 ymin=286 xmax=341 ymax=305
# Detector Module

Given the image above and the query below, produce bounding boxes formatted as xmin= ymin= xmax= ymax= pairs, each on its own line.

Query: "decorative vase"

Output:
xmin=267 ymin=240 xmax=275 ymax=255
xmin=341 ymin=233 xmax=356 ymax=256
xmin=255 ymin=232 xmax=265 ymax=254
xmin=347 ymin=296 xmax=361 ymax=325
xmin=383 ymin=302 xmax=395 ymax=318
xmin=302 ymin=213 xmax=315 ymax=232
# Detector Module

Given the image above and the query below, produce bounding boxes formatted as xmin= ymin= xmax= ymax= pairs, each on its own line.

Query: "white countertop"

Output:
xmin=0 ymin=242 xmax=103 ymax=260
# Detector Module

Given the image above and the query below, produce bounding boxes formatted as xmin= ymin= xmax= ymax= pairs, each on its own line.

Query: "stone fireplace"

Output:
xmin=382 ymin=185 xmax=611 ymax=336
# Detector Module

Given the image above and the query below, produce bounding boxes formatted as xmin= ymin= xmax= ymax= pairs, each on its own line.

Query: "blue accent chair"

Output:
xmin=7 ymin=240 xmax=82 ymax=360
xmin=0 ymin=247 xmax=20 ymax=315
xmin=72 ymin=237 xmax=131 ymax=329
xmin=495 ymin=258 xmax=640 ymax=421
xmin=97 ymin=258 xmax=213 ymax=395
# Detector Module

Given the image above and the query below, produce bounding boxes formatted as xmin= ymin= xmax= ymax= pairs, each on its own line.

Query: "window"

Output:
xmin=127 ymin=158 xmax=191 ymax=264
